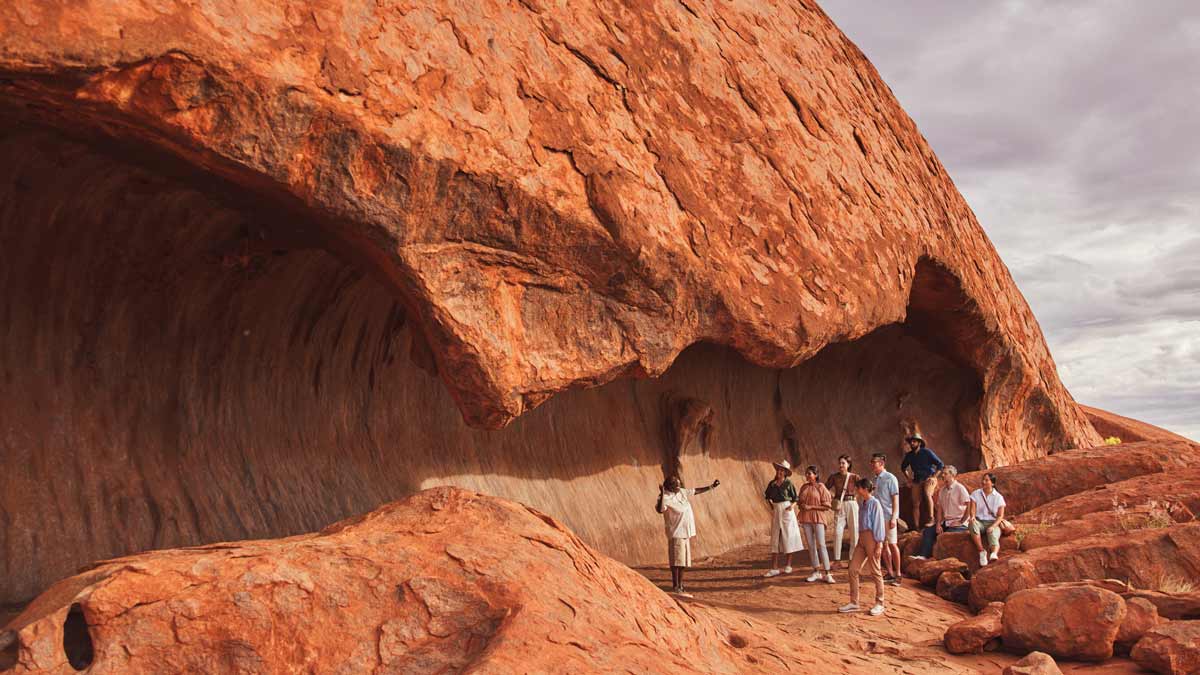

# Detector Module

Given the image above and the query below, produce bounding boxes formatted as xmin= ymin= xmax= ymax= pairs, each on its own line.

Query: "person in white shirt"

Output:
xmin=968 ymin=472 xmax=1007 ymax=567
xmin=657 ymin=475 xmax=720 ymax=596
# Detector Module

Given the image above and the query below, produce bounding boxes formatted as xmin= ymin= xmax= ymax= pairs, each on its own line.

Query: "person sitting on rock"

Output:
xmin=900 ymin=432 xmax=944 ymax=528
xmin=763 ymin=460 xmax=804 ymax=578
xmin=968 ymin=472 xmax=1007 ymax=567
xmin=797 ymin=465 xmax=835 ymax=583
xmin=911 ymin=466 xmax=971 ymax=560
xmin=657 ymin=474 xmax=720 ymax=597
xmin=868 ymin=452 xmax=902 ymax=586
xmin=839 ymin=477 xmax=888 ymax=616
xmin=825 ymin=454 xmax=861 ymax=567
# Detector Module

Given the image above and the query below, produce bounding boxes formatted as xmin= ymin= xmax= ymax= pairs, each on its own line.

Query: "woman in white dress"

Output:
xmin=764 ymin=460 xmax=804 ymax=577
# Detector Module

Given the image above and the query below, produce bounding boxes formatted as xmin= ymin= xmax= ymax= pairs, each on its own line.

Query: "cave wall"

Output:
xmin=0 ymin=128 xmax=982 ymax=605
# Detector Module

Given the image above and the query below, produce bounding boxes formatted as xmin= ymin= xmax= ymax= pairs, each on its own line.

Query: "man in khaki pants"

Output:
xmin=839 ymin=477 xmax=888 ymax=616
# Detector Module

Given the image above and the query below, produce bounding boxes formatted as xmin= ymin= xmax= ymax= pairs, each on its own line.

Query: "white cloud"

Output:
xmin=822 ymin=0 xmax=1200 ymax=440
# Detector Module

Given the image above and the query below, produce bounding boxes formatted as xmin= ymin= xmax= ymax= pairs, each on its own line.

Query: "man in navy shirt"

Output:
xmin=900 ymin=433 xmax=944 ymax=528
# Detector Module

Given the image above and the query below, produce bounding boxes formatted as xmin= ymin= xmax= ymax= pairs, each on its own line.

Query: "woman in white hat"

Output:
xmin=764 ymin=460 xmax=804 ymax=577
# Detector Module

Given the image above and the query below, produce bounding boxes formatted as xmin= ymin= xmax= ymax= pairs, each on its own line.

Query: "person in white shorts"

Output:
xmin=657 ymin=474 xmax=719 ymax=596
xmin=869 ymin=452 xmax=902 ymax=586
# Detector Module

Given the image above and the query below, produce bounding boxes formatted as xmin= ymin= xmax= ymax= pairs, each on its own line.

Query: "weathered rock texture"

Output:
xmin=1 ymin=488 xmax=854 ymax=674
xmin=1002 ymin=652 xmax=1062 ymax=675
xmin=1131 ymin=621 xmax=1200 ymax=675
xmin=0 ymin=0 xmax=1101 ymax=604
xmin=1083 ymin=405 xmax=1196 ymax=444
xmin=1000 ymin=586 xmax=1126 ymax=661
xmin=944 ymin=601 xmax=1004 ymax=655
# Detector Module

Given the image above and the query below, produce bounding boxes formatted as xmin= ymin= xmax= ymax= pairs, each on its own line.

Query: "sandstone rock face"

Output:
xmin=1083 ymin=405 xmax=1197 ymax=444
xmin=944 ymin=601 xmax=1004 ymax=654
xmin=936 ymin=570 xmax=970 ymax=605
xmin=1116 ymin=597 xmax=1164 ymax=655
xmin=933 ymin=531 xmax=1018 ymax=572
xmin=1 ymin=488 xmax=850 ymax=674
xmin=1125 ymin=591 xmax=1200 ymax=621
xmin=1016 ymin=467 xmax=1200 ymax=527
xmin=1001 ymin=651 xmax=1063 ymax=675
xmin=0 ymin=0 xmax=1102 ymax=605
xmin=1131 ymin=621 xmax=1200 ymax=675
xmin=1000 ymin=586 xmax=1126 ymax=661
xmin=970 ymin=523 xmax=1200 ymax=610
xmin=958 ymin=441 xmax=1200 ymax=517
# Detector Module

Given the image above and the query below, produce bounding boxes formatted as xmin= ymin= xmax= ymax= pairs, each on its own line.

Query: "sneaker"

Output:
xmin=764 ymin=569 xmax=781 ymax=578
xmin=869 ymin=604 xmax=886 ymax=616
xmin=979 ymin=551 xmax=989 ymax=567
xmin=783 ymin=565 xmax=794 ymax=574
xmin=989 ymin=550 xmax=999 ymax=561
xmin=824 ymin=573 xmax=836 ymax=584
xmin=838 ymin=603 xmax=860 ymax=613
xmin=806 ymin=571 xmax=823 ymax=582
xmin=886 ymin=577 xmax=901 ymax=587
xmin=673 ymin=590 xmax=694 ymax=598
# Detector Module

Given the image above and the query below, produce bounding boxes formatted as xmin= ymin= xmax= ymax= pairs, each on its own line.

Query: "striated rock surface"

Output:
xmin=970 ymin=523 xmax=1200 ymax=610
xmin=1116 ymin=597 xmax=1164 ymax=655
xmin=1083 ymin=405 xmax=1197 ymax=444
xmin=958 ymin=441 xmax=1200 ymax=517
xmin=1 ymin=488 xmax=849 ymax=674
xmin=0 ymin=0 xmax=1103 ymax=606
xmin=1131 ymin=621 xmax=1200 ymax=675
xmin=1125 ymin=591 xmax=1200 ymax=621
xmin=1000 ymin=586 xmax=1126 ymax=661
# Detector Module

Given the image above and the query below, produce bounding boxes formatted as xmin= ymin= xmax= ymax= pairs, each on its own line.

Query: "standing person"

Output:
xmin=968 ymin=473 xmax=1007 ymax=567
xmin=839 ymin=477 xmax=887 ymax=616
xmin=912 ymin=466 xmax=971 ymax=559
xmin=825 ymin=455 xmax=860 ymax=566
xmin=797 ymin=466 xmax=835 ymax=583
xmin=656 ymin=475 xmax=720 ymax=596
xmin=869 ymin=452 xmax=902 ymax=586
xmin=900 ymin=432 xmax=944 ymax=528
xmin=764 ymin=460 xmax=804 ymax=577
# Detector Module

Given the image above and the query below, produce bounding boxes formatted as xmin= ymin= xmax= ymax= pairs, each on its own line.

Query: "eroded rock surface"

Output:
xmin=0 ymin=0 xmax=1104 ymax=605
xmin=1001 ymin=586 xmax=1126 ymax=661
xmin=2 ymin=488 xmax=847 ymax=674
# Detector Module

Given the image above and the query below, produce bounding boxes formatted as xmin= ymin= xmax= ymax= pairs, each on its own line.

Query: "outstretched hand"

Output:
xmin=711 ymin=479 xmax=721 ymax=488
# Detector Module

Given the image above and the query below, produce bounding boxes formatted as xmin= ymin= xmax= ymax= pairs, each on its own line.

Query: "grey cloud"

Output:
xmin=822 ymin=0 xmax=1200 ymax=440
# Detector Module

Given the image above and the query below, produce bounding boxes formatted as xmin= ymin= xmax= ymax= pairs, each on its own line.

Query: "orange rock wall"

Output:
xmin=0 ymin=129 xmax=985 ymax=605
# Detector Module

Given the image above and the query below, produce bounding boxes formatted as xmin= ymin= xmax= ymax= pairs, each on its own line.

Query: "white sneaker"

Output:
xmin=783 ymin=565 xmax=794 ymax=574
xmin=989 ymin=550 xmax=999 ymax=561
xmin=764 ymin=569 xmax=781 ymax=578
xmin=806 ymin=571 xmax=823 ymax=582
xmin=869 ymin=604 xmax=885 ymax=616
xmin=838 ymin=603 xmax=860 ymax=613
xmin=824 ymin=572 xmax=836 ymax=584
xmin=978 ymin=551 xmax=989 ymax=567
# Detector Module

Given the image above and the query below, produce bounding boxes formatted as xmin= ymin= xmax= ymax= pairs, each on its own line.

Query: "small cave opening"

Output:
xmin=63 ymin=604 xmax=93 ymax=670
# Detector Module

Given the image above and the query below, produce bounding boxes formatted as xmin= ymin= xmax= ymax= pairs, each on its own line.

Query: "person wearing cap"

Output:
xmin=763 ymin=460 xmax=804 ymax=577
xmin=900 ymin=432 xmax=944 ymax=529
xmin=656 ymin=474 xmax=720 ymax=596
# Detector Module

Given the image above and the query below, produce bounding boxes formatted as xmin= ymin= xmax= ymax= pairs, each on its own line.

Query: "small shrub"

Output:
xmin=1155 ymin=574 xmax=1197 ymax=594
xmin=1104 ymin=436 xmax=1122 ymax=445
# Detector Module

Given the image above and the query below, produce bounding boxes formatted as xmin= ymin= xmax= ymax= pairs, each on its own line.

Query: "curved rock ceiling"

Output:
xmin=0 ymin=0 xmax=1100 ymax=605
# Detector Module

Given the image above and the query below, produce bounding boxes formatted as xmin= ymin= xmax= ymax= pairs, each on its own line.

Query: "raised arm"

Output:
xmin=694 ymin=479 xmax=720 ymax=495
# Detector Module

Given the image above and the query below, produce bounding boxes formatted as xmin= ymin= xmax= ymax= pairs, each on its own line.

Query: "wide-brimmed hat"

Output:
xmin=906 ymin=432 xmax=925 ymax=445
xmin=772 ymin=460 xmax=793 ymax=475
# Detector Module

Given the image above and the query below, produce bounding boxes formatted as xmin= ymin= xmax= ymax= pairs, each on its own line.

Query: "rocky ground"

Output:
xmin=639 ymin=545 xmax=1141 ymax=674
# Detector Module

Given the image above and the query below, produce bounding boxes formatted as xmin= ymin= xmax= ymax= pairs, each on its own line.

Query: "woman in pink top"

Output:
xmin=797 ymin=466 xmax=835 ymax=583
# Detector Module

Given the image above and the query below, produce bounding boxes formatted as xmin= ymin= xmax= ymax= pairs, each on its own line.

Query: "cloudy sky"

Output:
xmin=821 ymin=1 xmax=1200 ymax=440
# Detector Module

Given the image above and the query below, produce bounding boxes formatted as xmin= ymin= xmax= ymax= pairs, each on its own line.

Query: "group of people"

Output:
xmin=655 ymin=432 xmax=1010 ymax=617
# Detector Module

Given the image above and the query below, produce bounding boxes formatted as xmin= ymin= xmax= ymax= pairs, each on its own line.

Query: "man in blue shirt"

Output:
xmin=868 ymin=452 xmax=902 ymax=585
xmin=839 ymin=477 xmax=888 ymax=616
xmin=900 ymin=433 xmax=944 ymax=529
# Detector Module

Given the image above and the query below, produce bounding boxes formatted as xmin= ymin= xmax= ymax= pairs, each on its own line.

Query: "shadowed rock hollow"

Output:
xmin=0 ymin=0 xmax=1100 ymax=607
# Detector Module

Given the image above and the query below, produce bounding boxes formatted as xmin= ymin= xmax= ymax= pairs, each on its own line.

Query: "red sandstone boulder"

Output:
xmin=933 ymin=531 xmax=1019 ymax=571
xmin=1001 ymin=651 xmax=1062 ymax=675
xmin=944 ymin=602 xmax=1005 ymax=654
xmin=1131 ymin=621 xmax=1200 ymax=675
xmin=0 ymin=488 xmax=844 ymax=674
xmin=1116 ymin=597 xmax=1164 ymax=655
xmin=1018 ymin=504 xmax=1193 ymax=551
xmin=1125 ymin=590 xmax=1200 ymax=621
xmin=1000 ymin=586 xmax=1126 ymax=661
xmin=958 ymin=441 xmax=1200 ymax=517
xmin=970 ymin=522 xmax=1200 ymax=610
xmin=936 ymin=571 xmax=971 ymax=605
xmin=1016 ymin=467 xmax=1200 ymax=526
xmin=909 ymin=557 xmax=969 ymax=587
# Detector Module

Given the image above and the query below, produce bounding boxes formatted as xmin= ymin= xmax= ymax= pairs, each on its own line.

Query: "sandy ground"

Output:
xmin=637 ymin=543 xmax=1141 ymax=674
